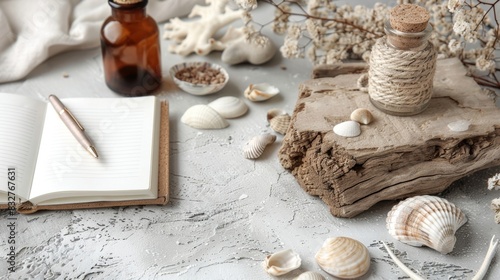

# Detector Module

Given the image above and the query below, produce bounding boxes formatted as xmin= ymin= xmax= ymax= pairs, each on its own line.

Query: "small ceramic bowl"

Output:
xmin=169 ymin=62 xmax=229 ymax=95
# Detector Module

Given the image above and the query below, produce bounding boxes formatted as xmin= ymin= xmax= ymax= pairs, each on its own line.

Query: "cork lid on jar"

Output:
xmin=389 ymin=4 xmax=430 ymax=33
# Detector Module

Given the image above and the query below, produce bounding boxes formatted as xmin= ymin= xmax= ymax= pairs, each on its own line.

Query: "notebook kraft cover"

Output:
xmin=1 ymin=101 xmax=169 ymax=214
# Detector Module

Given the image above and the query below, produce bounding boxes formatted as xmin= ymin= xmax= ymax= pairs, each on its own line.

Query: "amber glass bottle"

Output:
xmin=100 ymin=0 xmax=162 ymax=96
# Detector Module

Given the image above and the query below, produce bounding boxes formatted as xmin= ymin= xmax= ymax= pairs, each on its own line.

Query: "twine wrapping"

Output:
xmin=368 ymin=38 xmax=437 ymax=114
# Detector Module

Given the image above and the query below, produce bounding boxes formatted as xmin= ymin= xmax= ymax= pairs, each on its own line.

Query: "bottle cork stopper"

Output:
xmin=113 ymin=0 xmax=142 ymax=4
xmin=390 ymin=4 xmax=430 ymax=33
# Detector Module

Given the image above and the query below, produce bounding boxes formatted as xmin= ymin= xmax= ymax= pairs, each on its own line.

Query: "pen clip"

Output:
xmin=62 ymin=107 xmax=84 ymax=131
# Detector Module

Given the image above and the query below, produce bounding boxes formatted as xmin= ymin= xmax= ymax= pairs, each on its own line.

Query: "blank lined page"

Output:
xmin=30 ymin=96 xmax=159 ymax=205
xmin=0 ymin=93 xmax=47 ymax=202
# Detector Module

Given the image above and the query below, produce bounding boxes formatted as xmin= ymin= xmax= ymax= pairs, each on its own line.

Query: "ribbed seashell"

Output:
xmin=267 ymin=108 xmax=287 ymax=122
xmin=350 ymin=108 xmax=373 ymax=125
xmin=294 ymin=271 xmax=326 ymax=280
xmin=243 ymin=133 xmax=276 ymax=159
xmin=447 ymin=119 xmax=470 ymax=132
xmin=270 ymin=114 xmax=291 ymax=135
xmin=386 ymin=195 xmax=467 ymax=254
xmin=315 ymin=237 xmax=370 ymax=279
xmin=263 ymin=249 xmax=301 ymax=276
xmin=333 ymin=121 xmax=361 ymax=137
xmin=181 ymin=104 xmax=229 ymax=129
xmin=244 ymin=83 xmax=280 ymax=101
xmin=208 ymin=96 xmax=248 ymax=119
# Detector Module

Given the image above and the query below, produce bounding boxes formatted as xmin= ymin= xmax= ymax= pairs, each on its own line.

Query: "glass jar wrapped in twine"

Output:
xmin=368 ymin=4 xmax=437 ymax=116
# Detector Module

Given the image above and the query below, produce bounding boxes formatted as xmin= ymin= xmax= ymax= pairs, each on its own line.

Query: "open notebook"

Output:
xmin=0 ymin=93 xmax=169 ymax=213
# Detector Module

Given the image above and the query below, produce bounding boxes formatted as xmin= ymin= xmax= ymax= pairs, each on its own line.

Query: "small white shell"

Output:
xmin=181 ymin=105 xmax=229 ymax=129
xmin=267 ymin=108 xmax=287 ymax=122
xmin=208 ymin=96 xmax=248 ymax=119
xmin=315 ymin=237 xmax=370 ymax=279
xmin=263 ymin=249 xmax=301 ymax=276
xmin=386 ymin=195 xmax=467 ymax=254
xmin=243 ymin=133 xmax=276 ymax=159
xmin=294 ymin=271 xmax=326 ymax=280
xmin=333 ymin=121 xmax=361 ymax=137
xmin=350 ymin=108 xmax=373 ymax=125
xmin=244 ymin=83 xmax=280 ymax=101
xmin=448 ymin=120 xmax=470 ymax=132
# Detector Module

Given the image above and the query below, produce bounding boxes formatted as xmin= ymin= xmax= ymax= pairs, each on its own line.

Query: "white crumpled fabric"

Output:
xmin=0 ymin=0 xmax=204 ymax=83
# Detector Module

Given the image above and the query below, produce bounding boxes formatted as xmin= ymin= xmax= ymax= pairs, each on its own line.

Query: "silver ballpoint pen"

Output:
xmin=48 ymin=95 xmax=99 ymax=158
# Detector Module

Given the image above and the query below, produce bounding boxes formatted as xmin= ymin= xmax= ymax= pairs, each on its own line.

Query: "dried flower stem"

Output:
xmin=260 ymin=0 xmax=384 ymax=37
xmin=242 ymin=0 xmax=500 ymax=90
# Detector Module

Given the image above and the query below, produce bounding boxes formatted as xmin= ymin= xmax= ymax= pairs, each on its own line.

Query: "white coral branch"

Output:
xmin=384 ymin=238 xmax=498 ymax=280
xmin=382 ymin=242 xmax=425 ymax=280
xmin=472 ymin=235 xmax=498 ymax=280
xmin=163 ymin=0 xmax=244 ymax=56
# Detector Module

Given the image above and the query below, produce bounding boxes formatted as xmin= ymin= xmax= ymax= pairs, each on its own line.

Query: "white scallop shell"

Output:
xmin=208 ymin=96 xmax=248 ymax=119
xmin=350 ymin=108 xmax=373 ymax=125
xmin=315 ymin=237 xmax=370 ymax=279
xmin=386 ymin=195 xmax=467 ymax=254
xmin=448 ymin=120 xmax=470 ymax=132
xmin=243 ymin=133 xmax=276 ymax=159
xmin=244 ymin=83 xmax=280 ymax=101
xmin=263 ymin=249 xmax=301 ymax=276
xmin=333 ymin=121 xmax=361 ymax=137
xmin=294 ymin=271 xmax=326 ymax=280
xmin=181 ymin=104 xmax=229 ymax=129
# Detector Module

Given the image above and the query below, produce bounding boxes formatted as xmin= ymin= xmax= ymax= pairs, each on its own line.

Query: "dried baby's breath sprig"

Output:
xmin=234 ymin=0 xmax=258 ymax=11
xmin=234 ymin=0 xmax=500 ymax=90
xmin=257 ymin=0 xmax=387 ymax=64
xmin=444 ymin=0 xmax=500 ymax=89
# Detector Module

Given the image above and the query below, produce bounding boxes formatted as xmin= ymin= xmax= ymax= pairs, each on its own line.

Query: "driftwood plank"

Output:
xmin=279 ymin=58 xmax=500 ymax=218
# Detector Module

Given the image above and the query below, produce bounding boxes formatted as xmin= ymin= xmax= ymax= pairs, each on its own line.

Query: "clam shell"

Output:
xmin=333 ymin=121 xmax=361 ymax=137
xmin=243 ymin=133 xmax=276 ymax=159
xmin=263 ymin=249 xmax=301 ymax=276
xmin=181 ymin=104 xmax=229 ymax=129
xmin=269 ymin=114 xmax=291 ymax=135
xmin=350 ymin=108 xmax=373 ymax=125
xmin=315 ymin=237 xmax=370 ymax=279
xmin=294 ymin=271 xmax=326 ymax=280
xmin=448 ymin=120 xmax=470 ymax=132
xmin=386 ymin=195 xmax=467 ymax=254
xmin=244 ymin=83 xmax=280 ymax=101
xmin=267 ymin=108 xmax=287 ymax=122
xmin=208 ymin=96 xmax=248 ymax=119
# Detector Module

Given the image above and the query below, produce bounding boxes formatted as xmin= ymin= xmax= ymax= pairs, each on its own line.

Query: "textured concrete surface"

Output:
xmin=1 ymin=3 xmax=500 ymax=280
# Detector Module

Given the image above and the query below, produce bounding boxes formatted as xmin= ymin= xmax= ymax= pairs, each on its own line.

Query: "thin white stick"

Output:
xmin=382 ymin=241 xmax=425 ymax=280
xmin=472 ymin=235 xmax=499 ymax=280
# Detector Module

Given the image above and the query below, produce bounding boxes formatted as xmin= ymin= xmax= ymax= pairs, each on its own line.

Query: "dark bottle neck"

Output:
xmin=109 ymin=0 xmax=148 ymax=22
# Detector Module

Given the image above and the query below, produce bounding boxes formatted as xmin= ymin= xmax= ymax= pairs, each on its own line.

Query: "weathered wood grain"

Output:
xmin=279 ymin=58 xmax=500 ymax=218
